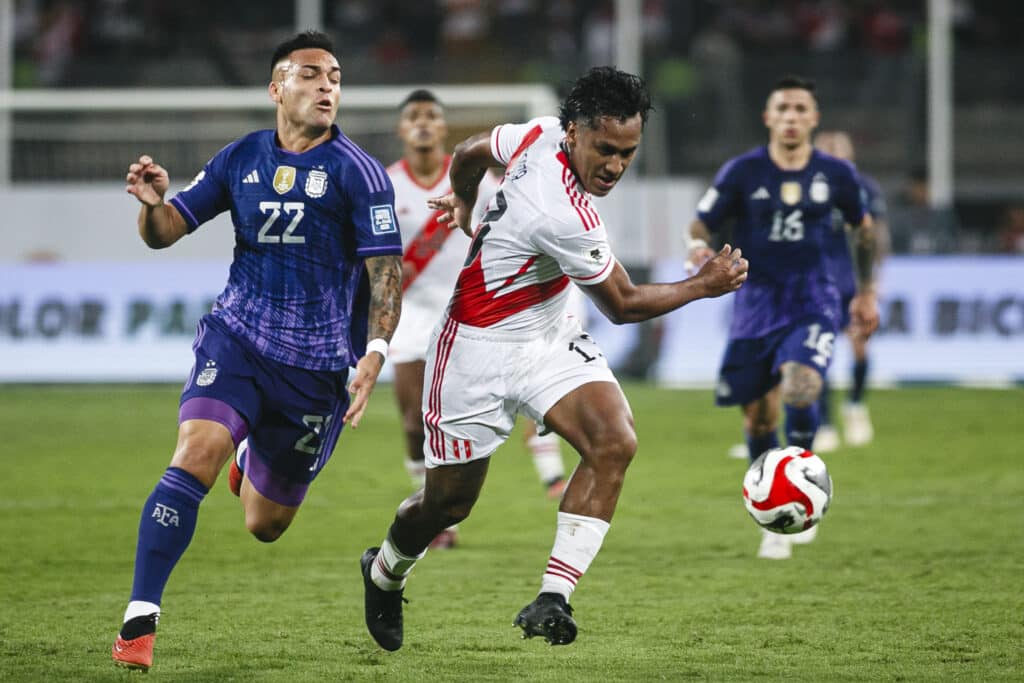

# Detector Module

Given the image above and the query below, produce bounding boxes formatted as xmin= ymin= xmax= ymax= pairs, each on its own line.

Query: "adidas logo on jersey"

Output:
xmin=750 ymin=186 xmax=770 ymax=200
xmin=242 ymin=170 xmax=260 ymax=184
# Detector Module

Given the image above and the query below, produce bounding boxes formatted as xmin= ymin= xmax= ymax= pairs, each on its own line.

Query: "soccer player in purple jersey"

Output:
xmin=111 ymin=31 xmax=403 ymax=671
xmin=687 ymin=77 xmax=880 ymax=560
xmin=812 ymin=131 xmax=889 ymax=452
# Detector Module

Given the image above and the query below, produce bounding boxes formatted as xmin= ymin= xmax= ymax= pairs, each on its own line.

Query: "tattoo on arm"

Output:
xmin=853 ymin=223 xmax=877 ymax=291
xmin=364 ymin=255 xmax=402 ymax=342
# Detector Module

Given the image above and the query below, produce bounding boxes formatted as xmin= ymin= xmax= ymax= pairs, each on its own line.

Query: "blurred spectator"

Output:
xmin=545 ymin=0 xmax=580 ymax=64
xmin=373 ymin=27 xmax=412 ymax=65
xmin=855 ymin=1 xmax=915 ymax=108
xmin=722 ymin=0 xmax=798 ymax=51
xmin=441 ymin=0 xmax=489 ymax=58
xmin=495 ymin=0 xmax=542 ymax=56
xmin=887 ymin=167 xmax=959 ymax=254
xmin=996 ymin=205 xmax=1024 ymax=254
xmin=582 ymin=0 xmax=670 ymax=68
xmin=582 ymin=0 xmax=614 ymax=66
xmin=794 ymin=0 xmax=849 ymax=52
xmin=33 ymin=1 xmax=85 ymax=86
xmin=330 ymin=0 xmax=377 ymax=53
xmin=689 ymin=10 xmax=744 ymax=145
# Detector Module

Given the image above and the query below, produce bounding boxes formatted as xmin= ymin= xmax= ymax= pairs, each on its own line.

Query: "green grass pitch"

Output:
xmin=0 ymin=384 xmax=1021 ymax=681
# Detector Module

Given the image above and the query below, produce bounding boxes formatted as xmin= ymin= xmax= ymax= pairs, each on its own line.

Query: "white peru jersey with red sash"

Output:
xmin=388 ymin=156 xmax=498 ymax=313
xmin=447 ymin=116 xmax=615 ymax=333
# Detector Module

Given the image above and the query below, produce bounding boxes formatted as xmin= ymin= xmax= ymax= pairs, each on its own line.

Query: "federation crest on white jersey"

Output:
xmin=742 ymin=446 xmax=832 ymax=534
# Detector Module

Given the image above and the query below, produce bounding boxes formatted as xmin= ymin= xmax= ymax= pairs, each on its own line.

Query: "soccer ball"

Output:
xmin=742 ymin=446 xmax=832 ymax=534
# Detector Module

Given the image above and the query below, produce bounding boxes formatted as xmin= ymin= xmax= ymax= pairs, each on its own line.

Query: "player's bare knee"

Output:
xmin=584 ymin=428 xmax=637 ymax=473
xmin=780 ymin=365 xmax=823 ymax=408
xmin=245 ymin=514 xmax=290 ymax=543
xmin=170 ymin=437 xmax=232 ymax=488
xmin=425 ymin=490 xmax=477 ymax=526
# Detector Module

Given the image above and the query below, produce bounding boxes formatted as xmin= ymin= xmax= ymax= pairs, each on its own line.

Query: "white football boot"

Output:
xmin=727 ymin=443 xmax=749 ymax=460
xmin=757 ymin=530 xmax=792 ymax=560
xmin=812 ymin=425 xmax=840 ymax=453
xmin=842 ymin=403 xmax=874 ymax=446
xmin=789 ymin=525 xmax=818 ymax=545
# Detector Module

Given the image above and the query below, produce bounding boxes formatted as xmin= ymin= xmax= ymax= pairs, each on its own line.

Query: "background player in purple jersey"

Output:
xmin=812 ymin=131 xmax=889 ymax=452
xmin=111 ymin=31 xmax=403 ymax=672
xmin=687 ymin=76 xmax=880 ymax=560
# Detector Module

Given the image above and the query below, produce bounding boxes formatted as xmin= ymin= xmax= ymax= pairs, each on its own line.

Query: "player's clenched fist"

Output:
xmin=694 ymin=244 xmax=748 ymax=297
xmin=125 ymin=155 xmax=170 ymax=207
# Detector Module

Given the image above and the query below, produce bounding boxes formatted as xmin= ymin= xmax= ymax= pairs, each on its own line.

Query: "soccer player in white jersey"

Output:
xmin=387 ymin=92 xmax=571 ymax=545
xmin=360 ymin=67 xmax=749 ymax=651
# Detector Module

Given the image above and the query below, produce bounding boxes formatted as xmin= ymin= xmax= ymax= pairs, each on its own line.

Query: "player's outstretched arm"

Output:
xmin=429 ymin=131 xmax=501 ymax=236
xmin=582 ymin=245 xmax=747 ymax=324
xmin=125 ymin=155 xmax=189 ymax=249
xmin=344 ymin=254 xmax=402 ymax=428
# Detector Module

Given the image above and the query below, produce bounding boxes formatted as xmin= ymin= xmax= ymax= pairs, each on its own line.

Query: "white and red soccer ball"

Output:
xmin=742 ymin=446 xmax=832 ymax=534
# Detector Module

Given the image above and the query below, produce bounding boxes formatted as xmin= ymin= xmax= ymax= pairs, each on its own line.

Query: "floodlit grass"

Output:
xmin=0 ymin=384 xmax=1021 ymax=681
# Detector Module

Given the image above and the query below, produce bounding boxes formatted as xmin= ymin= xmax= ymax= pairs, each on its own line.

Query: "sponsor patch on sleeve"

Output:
xmin=370 ymin=205 xmax=397 ymax=235
xmin=582 ymin=246 xmax=608 ymax=266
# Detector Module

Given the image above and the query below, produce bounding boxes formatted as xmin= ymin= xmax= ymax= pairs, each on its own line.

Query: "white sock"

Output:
xmin=528 ymin=432 xmax=565 ymax=483
xmin=371 ymin=536 xmax=427 ymax=591
xmin=539 ymin=512 xmax=610 ymax=602
xmin=405 ymin=458 xmax=426 ymax=488
xmin=124 ymin=600 xmax=161 ymax=624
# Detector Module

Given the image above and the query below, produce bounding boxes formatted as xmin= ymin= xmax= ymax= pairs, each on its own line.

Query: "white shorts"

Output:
xmin=421 ymin=313 xmax=617 ymax=467
xmin=389 ymin=299 xmax=446 ymax=364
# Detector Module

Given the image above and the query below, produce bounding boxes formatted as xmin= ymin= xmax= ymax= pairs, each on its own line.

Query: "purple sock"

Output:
xmin=818 ymin=377 xmax=834 ymax=426
xmin=785 ymin=403 xmax=820 ymax=449
xmin=746 ymin=431 xmax=779 ymax=463
xmin=850 ymin=359 xmax=869 ymax=403
xmin=129 ymin=467 xmax=208 ymax=605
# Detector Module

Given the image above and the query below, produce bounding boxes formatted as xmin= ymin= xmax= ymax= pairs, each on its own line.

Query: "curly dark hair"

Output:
xmin=270 ymin=30 xmax=336 ymax=73
xmin=558 ymin=66 xmax=653 ymax=131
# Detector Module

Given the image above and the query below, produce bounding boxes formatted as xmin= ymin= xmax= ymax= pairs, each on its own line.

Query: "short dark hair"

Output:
xmin=558 ymin=66 xmax=653 ymax=131
xmin=270 ymin=30 xmax=336 ymax=74
xmin=771 ymin=75 xmax=816 ymax=97
xmin=400 ymin=89 xmax=443 ymax=110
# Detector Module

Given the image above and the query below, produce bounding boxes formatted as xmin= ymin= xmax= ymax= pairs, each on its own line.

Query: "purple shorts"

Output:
xmin=715 ymin=315 xmax=837 ymax=407
xmin=179 ymin=315 xmax=349 ymax=506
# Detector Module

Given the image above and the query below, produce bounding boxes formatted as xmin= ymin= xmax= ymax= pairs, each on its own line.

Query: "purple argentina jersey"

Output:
xmin=169 ymin=125 xmax=403 ymax=371
xmin=824 ymin=172 xmax=886 ymax=302
xmin=697 ymin=146 xmax=865 ymax=339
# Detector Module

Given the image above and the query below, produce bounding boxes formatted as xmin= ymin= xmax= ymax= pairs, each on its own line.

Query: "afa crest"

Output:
xmin=780 ymin=181 xmax=802 ymax=205
xmin=304 ymin=169 xmax=329 ymax=198
xmin=273 ymin=166 xmax=297 ymax=194
xmin=810 ymin=173 xmax=830 ymax=203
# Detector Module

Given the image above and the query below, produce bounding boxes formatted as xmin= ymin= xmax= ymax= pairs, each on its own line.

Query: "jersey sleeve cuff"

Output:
xmin=490 ymin=125 xmax=507 ymax=165
xmin=168 ymin=196 xmax=200 ymax=233
xmin=356 ymin=245 xmax=404 ymax=257
xmin=569 ymin=257 xmax=615 ymax=286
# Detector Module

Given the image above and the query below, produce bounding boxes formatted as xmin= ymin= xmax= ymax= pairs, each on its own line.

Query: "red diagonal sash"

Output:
xmin=402 ymin=209 xmax=457 ymax=292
